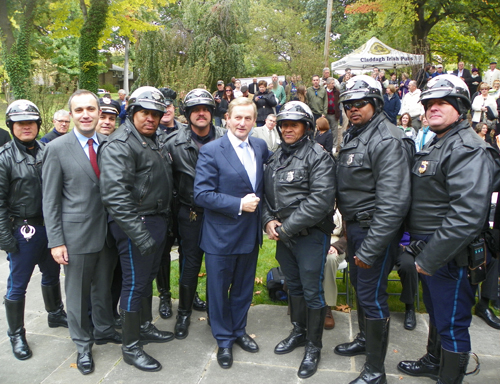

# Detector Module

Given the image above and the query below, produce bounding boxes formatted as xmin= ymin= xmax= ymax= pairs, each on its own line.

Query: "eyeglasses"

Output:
xmin=343 ymin=100 xmax=371 ymax=110
xmin=225 ymin=90 xmax=233 ymax=92
xmin=55 ymin=119 xmax=70 ymax=124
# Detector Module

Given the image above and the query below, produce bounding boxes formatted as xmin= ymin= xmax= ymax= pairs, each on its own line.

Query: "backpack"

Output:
xmin=266 ymin=266 xmax=288 ymax=302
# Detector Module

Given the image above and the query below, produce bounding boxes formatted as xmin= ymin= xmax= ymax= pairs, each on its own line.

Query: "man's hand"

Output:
xmin=328 ymin=246 xmax=338 ymax=255
xmin=354 ymin=255 xmax=370 ymax=269
xmin=415 ymin=261 xmax=431 ymax=276
xmin=265 ymin=220 xmax=281 ymax=240
xmin=52 ymin=245 xmax=69 ymax=265
xmin=241 ymin=193 xmax=260 ymax=213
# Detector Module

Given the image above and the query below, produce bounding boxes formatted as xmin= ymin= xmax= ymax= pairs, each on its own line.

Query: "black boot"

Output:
xmin=274 ymin=295 xmax=307 ymax=354
xmin=121 ymin=310 xmax=162 ymax=372
xmin=140 ymin=296 xmax=174 ymax=344
xmin=437 ymin=348 xmax=470 ymax=384
xmin=349 ymin=317 xmax=390 ymax=384
xmin=298 ymin=306 xmax=327 ymax=379
xmin=335 ymin=298 xmax=366 ymax=356
xmin=397 ymin=322 xmax=441 ymax=380
xmin=41 ymin=282 xmax=68 ymax=328
xmin=156 ymin=266 xmax=173 ymax=319
xmin=192 ymin=291 xmax=207 ymax=312
xmin=4 ymin=297 xmax=32 ymax=360
xmin=175 ymin=284 xmax=195 ymax=339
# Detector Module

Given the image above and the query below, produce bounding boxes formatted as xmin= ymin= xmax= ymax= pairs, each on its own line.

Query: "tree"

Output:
xmin=78 ymin=0 xmax=109 ymax=92
xmin=0 ymin=0 xmax=40 ymax=99
xmin=246 ymin=1 xmax=323 ymax=79
xmin=182 ymin=0 xmax=248 ymax=89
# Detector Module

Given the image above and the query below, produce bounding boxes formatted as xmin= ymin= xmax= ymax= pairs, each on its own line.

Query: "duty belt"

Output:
xmin=11 ymin=217 xmax=44 ymax=227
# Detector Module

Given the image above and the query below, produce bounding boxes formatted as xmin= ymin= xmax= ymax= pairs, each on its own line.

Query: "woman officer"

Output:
xmin=262 ymin=101 xmax=336 ymax=378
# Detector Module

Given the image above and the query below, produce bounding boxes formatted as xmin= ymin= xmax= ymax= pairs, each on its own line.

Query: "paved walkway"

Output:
xmin=0 ymin=251 xmax=499 ymax=384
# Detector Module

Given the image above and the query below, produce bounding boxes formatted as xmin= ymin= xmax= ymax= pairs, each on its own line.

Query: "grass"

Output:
xmin=154 ymin=237 xmax=429 ymax=314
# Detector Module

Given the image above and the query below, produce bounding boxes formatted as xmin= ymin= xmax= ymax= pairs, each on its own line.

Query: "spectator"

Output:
xmin=213 ymin=80 xmax=226 ymax=127
xmin=118 ymin=89 xmax=127 ymax=124
xmin=285 ymin=74 xmax=298 ymax=102
xmin=325 ymin=78 xmax=341 ymax=151
xmin=248 ymin=78 xmax=258 ymax=95
xmin=314 ymin=116 xmax=333 ymax=153
xmin=476 ymin=122 xmax=493 ymax=145
xmin=468 ymin=68 xmax=482 ymax=96
xmin=484 ymin=61 xmax=500 ymax=87
xmin=414 ymin=115 xmax=435 ymax=151
xmin=40 ymin=110 xmax=71 ymax=143
xmin=253 ymin=80 xmax=278 ymax=127
xmin=251 ymin=114 xmax=280 ymax=152
xmin=271 ymin=74 xmax=286 ymax=113
xmin=415 ymin=63 xmax=432 ymax=90
xmin=306 ymin=75 xmax=328 ymax=122
xmin=399 ymin=73 xmax=410 ymax=98
xmin=399 ymin=80 xmax=424 ymax=131
xmin=471 ymin=82 xmax=498 ymax=129
xmin=233 ymin=79 xmax=243 ymax=98
xmin=398 ymin=113 xmax=416 ymax=141
xmin=383 ymin=85 xmax=401 ymax=125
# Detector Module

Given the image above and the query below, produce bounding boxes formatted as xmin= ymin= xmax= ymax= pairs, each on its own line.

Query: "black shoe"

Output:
xmin=48 ymin=307 xmax=68 ymax=328
xmin=397 ymin=353 xmax=440 ymax=380
xmin=123 ymin=344 xmax=162 ymax=372
xmin=274 ymin=324 xmax=307 ymax=354
xmin=334 ymin=333 xmax=366 ymax=356
xmin=95 ymin=330 xmax=122 ymax=345
xmin=298 ymin=342 xmax=321 ymax=379
xmin=404 ymin=308 xmax=417 ymax=330
xmin=235 ymin=334 xmax=259 ymax=353
xmin=158 ymin=293 xmax=173 ymax=319
xmin=77 ymin=352 xmax=95 ymax=375
xmin=475 ymin=305 xmax=500 ymax=330
xmin=192 ymin=292 xmax=207 ymax=312
xmin=174 ymin=314 xmax=191 ymax=339
xmin=140 ymin=322 xmax=174 ymax=344
xmin=217 ymin=347 xmax=233 ymax=369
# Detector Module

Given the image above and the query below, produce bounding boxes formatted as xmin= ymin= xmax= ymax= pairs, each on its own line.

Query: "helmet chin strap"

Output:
xmin=430 ymin=116 xmax=463 ymax=136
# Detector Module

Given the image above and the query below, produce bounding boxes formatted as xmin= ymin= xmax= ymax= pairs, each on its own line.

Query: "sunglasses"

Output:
xmin=343 ymin=100 xmax=371 ymax=110
xmin=225 ymin=90 xmax=233 ymax=92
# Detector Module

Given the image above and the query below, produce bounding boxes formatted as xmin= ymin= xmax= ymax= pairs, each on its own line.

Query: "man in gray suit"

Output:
xmin=251 ymin=114 xmax=280 ymax=152
xmin=42 ymin=89 xmax=120 ymax=375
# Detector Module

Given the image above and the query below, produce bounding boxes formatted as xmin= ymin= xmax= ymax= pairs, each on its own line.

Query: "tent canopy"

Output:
xmin=331 ymin=37 xmax=424 ymax=72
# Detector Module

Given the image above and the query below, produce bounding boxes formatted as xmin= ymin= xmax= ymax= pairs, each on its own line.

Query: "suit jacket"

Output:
xmin=452 ymin=68 xmax=471 ymax=81
xmin=251 ymin=126 xmax=280 ymax=152
xmin=194 ymin=134 xmax=269 ymax=255
xmin=42 ymin=130 xmax=107 ymax=254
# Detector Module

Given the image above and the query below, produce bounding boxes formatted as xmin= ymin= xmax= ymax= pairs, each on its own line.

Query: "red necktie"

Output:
xmin=87 ymin=138 xmax=100 ymax=178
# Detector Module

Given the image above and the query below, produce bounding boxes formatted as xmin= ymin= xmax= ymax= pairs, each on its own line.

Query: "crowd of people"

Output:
xmin=1 ymin=60 xmax=500 ymax=384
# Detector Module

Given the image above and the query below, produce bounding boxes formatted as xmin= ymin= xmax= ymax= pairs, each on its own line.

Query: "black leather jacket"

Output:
xmin=408 ymin=120 xmax=500 ymax=275
xmin=337 ymin=112 xmax=414 ymax=266
xmin=0 ymin=140 xmax=44 ymax=251
xmin=164 ymin=124 xmax=226 ymax=207
xmin=99 ymin=119 xmax=173 ymax=251
xmin=254 ymin=91 xmax=277 ymax=122
xmin=262 ymin=138 xmax=336 ymax=236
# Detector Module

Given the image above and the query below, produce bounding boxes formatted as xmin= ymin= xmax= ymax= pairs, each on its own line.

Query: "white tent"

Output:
xmin=331 ymin=37 xmax=424 ymax=72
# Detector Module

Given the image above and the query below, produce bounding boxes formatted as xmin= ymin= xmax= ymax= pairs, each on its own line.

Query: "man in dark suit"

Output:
xmin=194 ymin=97 xmax=269 ymax=369
xmin=42 ymin=90 xmax=120 ymax=375
xmin=453 ymin=61 xmax=472 ymax=84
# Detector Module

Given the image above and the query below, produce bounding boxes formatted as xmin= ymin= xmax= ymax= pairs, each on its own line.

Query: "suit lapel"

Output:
xmin=220 ymin=135 xmax=254 ymax=191
xmin=67 ymin=131 xmax=99 ymax=185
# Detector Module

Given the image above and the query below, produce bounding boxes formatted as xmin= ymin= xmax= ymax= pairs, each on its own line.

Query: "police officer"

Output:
xmin=96 ymin=97 xmax=121 ymax=136
xmin=263 ymin=101 xmax=336 ymax=379
xmin=0 ymin=100 xmax=67 ymax=360
xmin=165 ymin=89 xmax=226 ymax=339
xmin=397 ymin=75 xmax=499 ymax=384
xmin=99 ymin=86 xmax=174 ymax=372
xmin=334 ymin=75 xmax=413 ymax=384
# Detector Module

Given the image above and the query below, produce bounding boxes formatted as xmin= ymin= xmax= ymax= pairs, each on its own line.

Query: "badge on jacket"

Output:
xmin=286 ymin=171 xmax=294 ymax=182
xmin=419 ymin=161 xmax=428 ymax=174
xmin=347 ymin=154 xmax=354 ymax=165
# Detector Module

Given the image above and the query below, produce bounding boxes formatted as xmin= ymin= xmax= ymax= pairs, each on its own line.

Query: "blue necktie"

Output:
xmin=240 ymin=142 xmax=256 ymax=190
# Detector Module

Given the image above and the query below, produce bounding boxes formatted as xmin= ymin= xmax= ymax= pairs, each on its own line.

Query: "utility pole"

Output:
xmin=324 ymin=0 xmax=333 ymax=68
xmin=123 ymin=36 xmax=130 ymax=95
